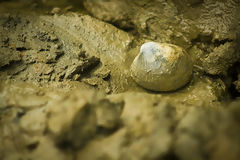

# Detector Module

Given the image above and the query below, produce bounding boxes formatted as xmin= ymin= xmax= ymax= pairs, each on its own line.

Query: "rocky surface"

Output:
xmin=0 ymin=0 xmax=240 ymax=160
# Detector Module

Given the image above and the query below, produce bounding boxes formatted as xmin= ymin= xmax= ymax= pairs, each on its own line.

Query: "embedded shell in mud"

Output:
xmin=130 ymin=42 xmax=193 ymax=91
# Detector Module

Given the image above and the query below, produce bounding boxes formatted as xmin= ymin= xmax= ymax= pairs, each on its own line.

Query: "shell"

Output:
xmin=130 ymin=42 xmax=193 ymax=91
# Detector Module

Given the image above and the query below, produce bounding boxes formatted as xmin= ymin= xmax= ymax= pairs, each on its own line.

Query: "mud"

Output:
xmin=0 ymin=0 xmax=240 ymax=160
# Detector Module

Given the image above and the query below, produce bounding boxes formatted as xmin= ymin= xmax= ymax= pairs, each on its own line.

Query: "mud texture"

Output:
xmin=0 ymin=0 xmax=240 ymax=160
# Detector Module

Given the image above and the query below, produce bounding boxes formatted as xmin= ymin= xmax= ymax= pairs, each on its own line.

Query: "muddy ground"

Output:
xmin=0 ymin=0 xmax=240 ymax=160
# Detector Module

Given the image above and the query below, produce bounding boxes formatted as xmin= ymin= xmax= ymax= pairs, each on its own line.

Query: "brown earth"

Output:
xmin=0 ymin=0 xmax=240 ymax=160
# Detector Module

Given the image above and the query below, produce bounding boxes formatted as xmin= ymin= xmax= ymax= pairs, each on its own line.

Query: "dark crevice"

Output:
xmin=190 ymin=0 xmax=204 ymax=7
xmin=191 ymin=34 xmax=212 ymax=45
xmin=16 ymin=46 xmax=27 ymax=51
xmin=27 ymin=141 xmax=39 ymax=151
xmin=204 ymin=72 xmax=223 ymax=79
xmin=56 ymin=140 xmax=73 ymax=150
xmin=77 ymin=56 xmax=100 ymax=80
xmin=0 ymin=60 xmax=22 ymax=71
xmin=228 ymin=62 xmax=240 ymax=99
xmin=191 ymin=34 xmax=233 ymax=47
xmin=96 ymin=123 xmax=123 ymax=136
xmin=17 ymin=109 xmax=25 ymax=118
xmin=213 ymin=38 xmax=233 ymax=47
xmin=161 ymin=151 xmax=180 ymax=160
xmin=104 ymin=19 xmax=136 ymax=34
xmin=39 ymin=48 xmax=50 ymax=51
xmin=55 ymin=51 xmax=64 ymax=61
xmin=83 ymin=8 xmax=136 ymax=34
xmin=102 ymin=74 xmax=111 ymax=81
xmin=190 ymin=34 xmax=213 ymax=54
xmin=111 ymin=20 xmax=135 ymax=32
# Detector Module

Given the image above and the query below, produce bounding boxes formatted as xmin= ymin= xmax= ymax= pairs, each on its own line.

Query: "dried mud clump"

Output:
xmin=0 ymin=15 xmax=101 ymax=83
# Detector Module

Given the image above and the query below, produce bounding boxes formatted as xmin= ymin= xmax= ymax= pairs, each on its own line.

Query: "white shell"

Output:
xmin=130 ymin=42 xmax=193 ymax=91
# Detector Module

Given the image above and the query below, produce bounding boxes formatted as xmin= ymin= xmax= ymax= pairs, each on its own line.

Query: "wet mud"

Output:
xmin=0 ymin=0 xmax=240 ymax=160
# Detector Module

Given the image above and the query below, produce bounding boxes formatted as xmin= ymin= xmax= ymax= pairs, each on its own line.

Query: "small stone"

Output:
xmin=130 ymin=42 xmax=193 ymax=91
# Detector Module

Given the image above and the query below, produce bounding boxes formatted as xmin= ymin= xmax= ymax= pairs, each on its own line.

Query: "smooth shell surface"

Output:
xmin=130 ymin=42 xmax=193 ymax=91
